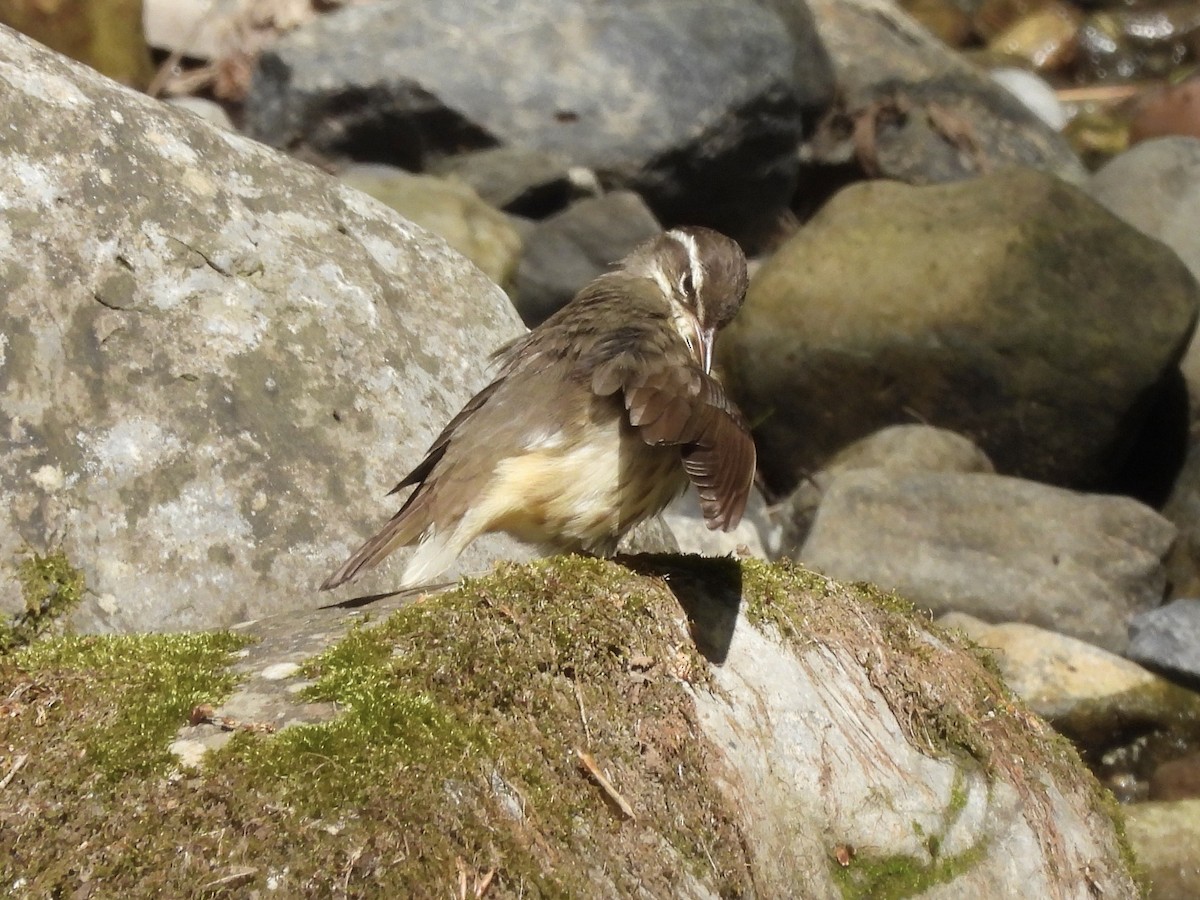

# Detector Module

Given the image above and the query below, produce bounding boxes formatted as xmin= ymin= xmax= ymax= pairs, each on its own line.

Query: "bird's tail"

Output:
xmin=320 ymin=501 xmax=432 ymax=590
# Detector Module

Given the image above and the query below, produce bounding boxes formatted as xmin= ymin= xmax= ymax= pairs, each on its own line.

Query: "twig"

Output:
xmin=338 ymin=844 xmax=364 ymax=897
xmin=190 ymin=704 xmax=276 ymax=734
xmin=475 ymin=868 xmax=496 ymax=898
xmin=199 ymin=866 xmax=256 ymax=891
xmin=1055 ymin=83 xmax=1147 ymax=105
xmin=575 ymin=748 xmax=635 ymax=820
xmin=0 ymin=754 xmax=28 ymax=790
xmin=573 ymin=683 xmax=591 ymax=745
xmin=455 ymin=856 xmax=497 ymax=897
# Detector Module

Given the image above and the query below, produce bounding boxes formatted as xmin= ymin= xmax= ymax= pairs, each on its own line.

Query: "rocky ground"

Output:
xmin=3 ymin=0 xmax=1200 ymax=896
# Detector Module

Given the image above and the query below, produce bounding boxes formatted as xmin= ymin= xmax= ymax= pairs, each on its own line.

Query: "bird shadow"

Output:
xmin=316 ymin=581 xmax=456 ymax=610
xmin=616 ymin=553 xmax=743 ymax=665
xmin=316 ymin=554 xmax=744 ymax=664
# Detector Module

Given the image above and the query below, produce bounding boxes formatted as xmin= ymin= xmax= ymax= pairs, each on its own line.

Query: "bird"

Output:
xmin=321 ymin=225 xmax=756 ymax=591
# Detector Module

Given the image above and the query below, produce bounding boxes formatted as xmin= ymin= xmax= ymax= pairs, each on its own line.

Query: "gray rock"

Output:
xmin=808 ymin=423 xmax=994 ymax=475
xmin=939 ymin=613 xmax=1200 ymax=775
xmin=989 ymin=67 xmax=1068 ymax=131
xmin=1088 ymin=138 xmax=1200 ymax=410
xmin=804 ymin=0 xmax=1085 ymax=184
xmin=430 ymin=146 xmax=576 ymax=218
xmin=0 ymin=26 xmax=536 ymax=634
xmin=243 ymin=0 xmax=806 ymax=243
xmin=799 ymin=470 xmax=1176 ymax=652
xmin=1093 ymin=145 xmax=1200 ymax=570
xmin=514 ymin=191 xmax=662 ymax=326
xmin=723 ymin=169 xmax=1200 ymax=493
xmin=752 ymin=0 xmax=837 ymax=124
xmin=1089 ymin=138 xmax=1200 ymax=282
xmin=1129 ymin=598 xmax=1200 ymax=682
xmin=777 ymin=424 xmax=993 ymax=554
xmin=338 ymin=163 xmax=523 ymax=291
xmin=144 ymin=0 xmax=239 ymax=59
xmin=661 ymin=487 xmax=772 ymax=560
xmin=164 ymin=96 xmax=235 ymax=131
xmin=1124 ymin=800 xmax=1200 ymax=900
xmin=164 ymin=557 xmax=1137 ymax=896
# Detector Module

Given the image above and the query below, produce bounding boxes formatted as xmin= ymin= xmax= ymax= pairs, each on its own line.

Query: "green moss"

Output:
xmin=12 ymin=631 xmax=250 ymax=780
xmin=205 ymin=555 xmax=749 ymax=895
xmin=0 ymin=554 xmax=1136 ymax=896
xmin=1105 ymin=792 xmax=1148 ymax=896
xmin=1 ymin=549 xmax=88 ymax=652
xmin=833 ymin=762 xmax=988 ymax=899
xmin=740 ymin=557 xmax=916 ymax=638
xmin=832 ymin=842 xmax=988 ymax=900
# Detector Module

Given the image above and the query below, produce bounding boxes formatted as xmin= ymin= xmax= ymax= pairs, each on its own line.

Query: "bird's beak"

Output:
xmin=695 ymin=323 xmax=715 ymax=374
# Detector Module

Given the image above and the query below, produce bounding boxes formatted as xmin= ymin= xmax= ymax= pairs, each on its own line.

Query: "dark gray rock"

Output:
xmin=804 ymin=0 xmax=1085 ymax=185
xmin=1165 ymin=443 xmax=1200 ymax=599
xmin=243 ymin=0 xmax=806 ymax=244
xmin=430 ymin=147 xmax=577 ymax=218
xmin=1089 ymin=137 xmax=1200 ymax=393
xmin=514 ymin=191 xmax=662 ymax=326
xmin=162 ymin=556 xmax=1139 ymax=897
xmin=1129 ymin=599 xmax=1200 ymax=682
xmin=799 ymin=470 xmax=1176 ymax=652
xmin=777 ymin=424 xmax=993 ymax=556
xmin=723 ymin=169 xmax=1200 ymax=493
xmin=753 ymin=0 xmax=837 ymax=128
xmin=0 ymin=25 xmax=537 ymax=633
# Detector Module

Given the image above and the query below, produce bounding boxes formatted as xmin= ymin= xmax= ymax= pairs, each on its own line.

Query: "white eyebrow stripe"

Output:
xmin=648 ymin=259 xmax=674 ymax=301
xmin=667 ymin=228 xmax=705 ymax=295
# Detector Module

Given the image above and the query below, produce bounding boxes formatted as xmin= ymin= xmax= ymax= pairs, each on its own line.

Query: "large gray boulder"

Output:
xmin=3 ymin=556 xmax=1140 ymax=897
xmin=723 ymin=169 xmax=1200 ymax=493
xmin=243 ymin=0 xmax=807 ymax=244
xmin=799 ymin=470 xmax=1176 ymax=652
xmin=0 ymin=24 xmax=534 ymax=634
xmin=804 ymin=0 xmax=1085 ymax=185
xmin=776 ymin=424 xmax=995 ymax=555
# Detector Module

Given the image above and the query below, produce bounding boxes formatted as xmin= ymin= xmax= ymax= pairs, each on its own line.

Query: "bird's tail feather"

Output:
xmin=398 ymin=529 xmax=472 ymax=588
xmin=320 ymin=504 xmax=432 ymax=590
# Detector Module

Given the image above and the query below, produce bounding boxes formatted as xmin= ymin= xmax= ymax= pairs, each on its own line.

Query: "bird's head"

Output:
xmin=625 ymin=226 xmax=749 ymax=373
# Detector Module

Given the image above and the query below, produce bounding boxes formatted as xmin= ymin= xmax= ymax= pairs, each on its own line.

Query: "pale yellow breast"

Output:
xmin=462 ymin=399 xmax=687 ymax=553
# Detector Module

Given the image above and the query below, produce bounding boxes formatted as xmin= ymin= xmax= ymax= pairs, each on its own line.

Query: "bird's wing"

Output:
xmin=581 ymin=321 xmax=757 ymax=532
xmin=387 ymin=379 xmax=504 ymax=496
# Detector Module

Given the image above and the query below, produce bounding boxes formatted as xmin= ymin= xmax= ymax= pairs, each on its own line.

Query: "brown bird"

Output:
xmin=321 ymin=226 xmax=756 ymax=590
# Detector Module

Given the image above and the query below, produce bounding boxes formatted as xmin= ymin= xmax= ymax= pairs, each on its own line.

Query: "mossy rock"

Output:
xmin=0 ymin=556 xmax=1139 ymax=897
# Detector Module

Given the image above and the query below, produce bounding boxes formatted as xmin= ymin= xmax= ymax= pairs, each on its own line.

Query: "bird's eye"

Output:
xmin=679 ymin=269 xmax=695 ymax=299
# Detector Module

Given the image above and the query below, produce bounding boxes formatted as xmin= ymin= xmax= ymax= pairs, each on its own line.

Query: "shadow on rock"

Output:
xmin=618 ymin=553 xmax=743 ymax=664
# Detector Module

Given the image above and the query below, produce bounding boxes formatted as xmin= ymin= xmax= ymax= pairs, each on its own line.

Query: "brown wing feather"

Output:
xmin=638 ymin=370 xmax=756 ymax=531
xmin=562 ymin=283 xmax=755 ymax=532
